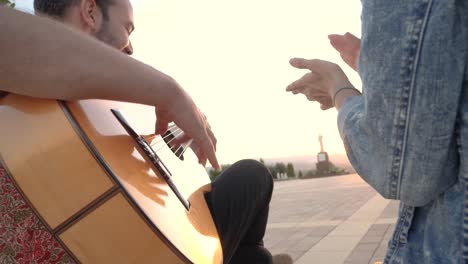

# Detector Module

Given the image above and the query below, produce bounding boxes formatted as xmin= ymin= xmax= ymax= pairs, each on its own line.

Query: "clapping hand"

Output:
xmin=286 ymin=58 xmax=352 ymax=110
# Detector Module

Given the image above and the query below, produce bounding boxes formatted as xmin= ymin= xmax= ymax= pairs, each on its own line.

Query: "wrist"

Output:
xmin=329 ymin=77 xmax=353 ymax=97
xmin=332 ymin=86 xmax=361 ymax=109
xmin=145 ymin=68 xmax=183 ymax=108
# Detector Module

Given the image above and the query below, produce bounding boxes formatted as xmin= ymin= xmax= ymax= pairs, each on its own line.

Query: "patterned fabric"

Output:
xmin=0 ymin=165 xmax=76 ymax=264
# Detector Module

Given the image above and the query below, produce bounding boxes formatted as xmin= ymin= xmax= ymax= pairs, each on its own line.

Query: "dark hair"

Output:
xmin=34 ymin=0 xmax=115 ymax=20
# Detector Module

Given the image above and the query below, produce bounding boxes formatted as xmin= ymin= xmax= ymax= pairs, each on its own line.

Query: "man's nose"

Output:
xmin=123 ymin=41 xmax=133 ymax=55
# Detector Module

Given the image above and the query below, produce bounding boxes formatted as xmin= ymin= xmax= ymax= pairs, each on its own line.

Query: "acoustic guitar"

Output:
xmin=0 ymin=94 xmax=222 ymax=264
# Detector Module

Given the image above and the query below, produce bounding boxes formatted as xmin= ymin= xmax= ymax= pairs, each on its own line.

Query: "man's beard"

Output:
xmin=95 ymin=20 xmax=115 ymax=48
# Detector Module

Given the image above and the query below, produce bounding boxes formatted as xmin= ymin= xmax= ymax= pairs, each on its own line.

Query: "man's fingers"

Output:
xmin=320 ymin=103 xmax=333 ymax=110
xmin=306 ymin=91 xmax=327 ymax=101
xmin=197 ymin=152 xmax=207 ymax=166
xmin=328 ymin=34 xmax=350 ymax=53
xmin=286 ymin=79 xmax=305 ymax=92
xmin=289 ymin=57 xmax=314 ymax=70
xmin=172 ymin=133 xmax=191 ymax=146
xmin=292 ymin=89 xmax=304 ymax=95
xmin=194 ymin=111 xmax=219 ymax=169
xmin=174 ymin=128 xmax=219 ymax=170
xmin=328 ymin=33 xmax=360 ymax=71
xmin=199 ymin=138 xmax=219 ymax=170
xmin=155 ymin=115 xmax=169 ymax=135
xmin=289 ymin=83 xmax=329 ymax=101
xmin=328 ymin=32 xmax=360 ymax=52
xmin=188 ymin=117 xmax=219 ymax=170
xmin=286 ymin=72 xmax=319 ymax=92
xmin=315 ymin=96 xmax=331 ymax=102
xmin=344 ymin=32 xmax=360 ymax=43
xmin=289 ymin=58 xmax=333 ymax=75
xmin=206 ymin=127 xmax=217 ymax=152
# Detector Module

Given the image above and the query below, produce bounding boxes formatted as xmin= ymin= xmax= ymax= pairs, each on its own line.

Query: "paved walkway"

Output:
xmin=265 ymin=174 xmax=399 ymax=264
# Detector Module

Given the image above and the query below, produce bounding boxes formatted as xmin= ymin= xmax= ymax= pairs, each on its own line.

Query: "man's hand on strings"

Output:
xmin=154 ymin=89 xmax=219 ymax=170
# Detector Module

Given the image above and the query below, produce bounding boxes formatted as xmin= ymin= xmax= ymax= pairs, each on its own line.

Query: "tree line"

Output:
xmin=208 ymin=159 xmax=348 ymax=181
xmin=1 ymin=0 xmax=15 ymax=8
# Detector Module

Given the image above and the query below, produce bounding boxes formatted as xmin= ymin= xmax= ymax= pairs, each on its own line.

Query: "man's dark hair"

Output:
xmin=34 ymin=0 xmax=115 ymax=20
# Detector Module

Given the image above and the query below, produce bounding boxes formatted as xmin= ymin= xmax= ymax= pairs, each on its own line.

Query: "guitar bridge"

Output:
xmin=111 ymin=109 xmax=190 ymax=210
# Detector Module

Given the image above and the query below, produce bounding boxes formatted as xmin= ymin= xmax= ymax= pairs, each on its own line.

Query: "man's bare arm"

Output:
xmin=0 ymin=6 xmax=179 ymax=105
xmin=0 ymin=6 xmax=219 ymax=169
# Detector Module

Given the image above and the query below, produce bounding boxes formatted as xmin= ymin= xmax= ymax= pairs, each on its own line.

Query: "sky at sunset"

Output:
xmin=16 ymin=0 xmax=362 ymax=165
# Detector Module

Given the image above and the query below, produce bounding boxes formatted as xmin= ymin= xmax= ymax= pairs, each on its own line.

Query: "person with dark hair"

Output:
xmin=0 ymin=1 xmax=291 ymax=263
xmin=34 ymin=0 xmax=134 ymax=55
xmin=34 ymin=0 xmax=80 ymax=18
xmin=34 ymin=0 xmax=114 ymax=20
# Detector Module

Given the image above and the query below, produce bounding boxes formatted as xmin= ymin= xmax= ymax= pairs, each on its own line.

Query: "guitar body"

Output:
xmin=0 ymin=94 xmax=222 ymax=264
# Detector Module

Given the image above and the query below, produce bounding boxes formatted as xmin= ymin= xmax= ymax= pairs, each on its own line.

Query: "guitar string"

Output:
xmin=174 ymin=138 xmax=193 ymax=159
xmin=172 ymin=143 xmax=185 ymax=158
xmin=168 ymin=136 xmax=187 ymax=153
xmin=146 ymin=125 xmax=194 ymax=158
xmin=149 ymin=127 xmax=183 ymax=148
xmin=158 ymin=130 xmax=193 ymax=158
xmin=143 ymin=126 xmax=194 ymax=159
xmin=155 ymin=129 xmax=185 ymax=153
xmin=149 ymin=126 xmax=182 ymax=146
xmin=155 ymin=130 xmax=185 ymax=153
xmin=179 ymin=139 xmax=193 ymax=158
xmin=144 ymin=128 xmax=180 ymax=148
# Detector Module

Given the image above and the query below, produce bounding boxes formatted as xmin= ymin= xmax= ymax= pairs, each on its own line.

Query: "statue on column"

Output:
xmin=316 ymin=134 xmax=330 ymax=174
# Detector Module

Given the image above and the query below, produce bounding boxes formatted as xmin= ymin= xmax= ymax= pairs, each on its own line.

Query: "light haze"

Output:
xmin=16 ymin=0 xmax=362 ymax=165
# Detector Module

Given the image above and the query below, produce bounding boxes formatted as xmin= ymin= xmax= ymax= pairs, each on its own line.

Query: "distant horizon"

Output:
xmin=208 ymin=152 xmax=354 ymax=172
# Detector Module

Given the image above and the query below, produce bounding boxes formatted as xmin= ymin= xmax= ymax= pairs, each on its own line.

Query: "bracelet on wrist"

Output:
xmin=332 ymin=86 xmax=361 ymax=107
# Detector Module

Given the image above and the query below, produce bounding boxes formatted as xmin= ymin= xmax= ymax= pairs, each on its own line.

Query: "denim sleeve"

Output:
xmin=338 ymin=96 xmax=398 ymax=202
xmin=338 ymin=0 xmax=465 ymax=206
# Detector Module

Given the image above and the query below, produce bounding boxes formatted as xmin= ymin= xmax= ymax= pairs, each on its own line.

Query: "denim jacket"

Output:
xmin=338 ymin=0 xmax=468 ymax=262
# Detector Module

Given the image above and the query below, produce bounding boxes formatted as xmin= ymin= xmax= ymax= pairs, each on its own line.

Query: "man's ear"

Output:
xmin=79 ymin=0 xmax=102 ymax=32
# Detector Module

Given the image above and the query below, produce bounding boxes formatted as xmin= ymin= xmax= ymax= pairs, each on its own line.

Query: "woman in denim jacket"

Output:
xmin=288 ymin=1 xmax=468 ymax=263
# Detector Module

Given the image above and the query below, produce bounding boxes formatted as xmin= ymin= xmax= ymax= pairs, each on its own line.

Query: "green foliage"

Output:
xmin=301 ymin=162 xmax=348 ymax=179
xmin=208 ymin=164 xmax=231 ymax=181
xmin=0 ymin=0 xmax=15 ymax=8
xmin=286 ymin=163 xmax=295 ymax=177
xmin=257 ymin=158 xmax=348 ymax=180
xmin=266 ymin=162 xmax=284 ymax=179
xmin=305 ymin=169 xmax=316 ymax=178
xmin=273 ymin=162 xmax=286 ymax=175
xmin=298 ymin=170 xmax=303 ymax=178
xmin=258 ymin=160 xmax=288 ymax=179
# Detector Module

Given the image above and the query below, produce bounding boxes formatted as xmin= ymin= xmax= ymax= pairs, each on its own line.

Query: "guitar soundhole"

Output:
xmin=163 ymin=130 xmax=184 ymax=161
